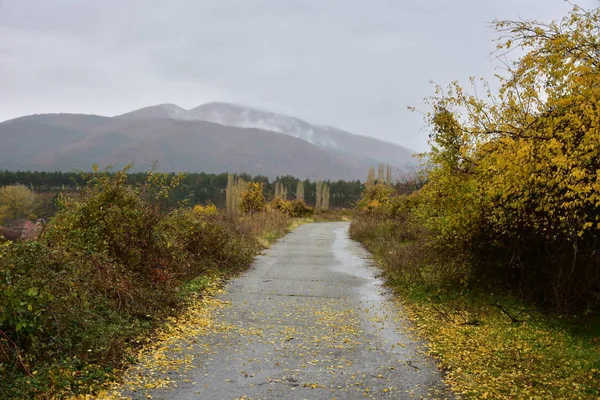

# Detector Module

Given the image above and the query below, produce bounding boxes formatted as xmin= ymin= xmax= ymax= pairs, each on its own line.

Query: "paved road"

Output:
xmin=126 ymin=222 xmax=451 ymax=399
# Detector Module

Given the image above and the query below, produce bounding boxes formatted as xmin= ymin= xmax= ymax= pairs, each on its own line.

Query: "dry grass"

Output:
xmin=237 ymin=210 xmax=292 ymax=247
xmin=312 ymin=208 xmax=353 ymax=222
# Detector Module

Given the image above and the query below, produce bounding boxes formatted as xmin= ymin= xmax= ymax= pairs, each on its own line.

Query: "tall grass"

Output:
xmin=238 ymin=210 xmax=291 ymax=247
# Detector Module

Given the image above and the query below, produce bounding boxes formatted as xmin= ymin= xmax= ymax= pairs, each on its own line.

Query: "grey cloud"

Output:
xmin=0 ymin=0 xmax=595 ymax=151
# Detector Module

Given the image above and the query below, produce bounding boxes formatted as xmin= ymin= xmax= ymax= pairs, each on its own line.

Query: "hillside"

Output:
xmin=119 ymin=102 xmax=416 ymax=170
xmin=0 ymin=115 xmax=367 ymax=180
xmin=0 ymin=103 xmax=415 ymax=180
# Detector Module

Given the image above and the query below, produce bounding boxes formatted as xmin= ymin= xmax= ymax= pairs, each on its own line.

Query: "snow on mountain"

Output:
xmin=117 ymin=102 xmax=416 ymax=170
xmin=186 ymin=102 xmax=336 ymax=149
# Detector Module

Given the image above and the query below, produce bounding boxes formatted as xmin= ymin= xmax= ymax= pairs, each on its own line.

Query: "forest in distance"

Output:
xmin=0 ymin=169 xmax=365 ymax=211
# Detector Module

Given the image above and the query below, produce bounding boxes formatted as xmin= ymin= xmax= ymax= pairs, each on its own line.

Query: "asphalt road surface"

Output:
xmin=125 ymin=222 xmax=451 ymax=399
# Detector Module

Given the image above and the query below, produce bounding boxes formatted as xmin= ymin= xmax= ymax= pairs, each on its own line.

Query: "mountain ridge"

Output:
xmin=0 ymin=115 xmax=367 ymax=179
xmin=0 ymin=102 xmax=416 ymax=180
xmin=117 ymin=102 xmax=415 ymax=169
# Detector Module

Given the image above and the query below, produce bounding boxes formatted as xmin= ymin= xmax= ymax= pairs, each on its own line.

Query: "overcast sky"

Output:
xmin=0 ymin=0 xmax=593 ymax=151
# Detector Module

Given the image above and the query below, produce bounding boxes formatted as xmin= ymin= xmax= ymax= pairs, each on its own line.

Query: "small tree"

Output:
xmin=0 ymin=185 xmax=39 ymax=224
xmin=225 ymin=175 xmax=247 ymax=214
xmin=274 ymin=182 xmax=287 ymax=200
xmin=314 ymin=181 xmax=330 ymax=212
xmin=367 ymin=167 xmax=375 ymax=185
xmin=315 ymin=180 xmax=323 ymax=211
xmin=274 ymin=181 xmax=281 ymax=198
xmin=226 ymin=174 xmax=234 ymax=213
xmin=322 ymin=183 xmax=330 ymax=211
xmin=386 ymin=164 xmax=392 ymax=185
xmin=296 ymin=181 xmax=304 ymax=201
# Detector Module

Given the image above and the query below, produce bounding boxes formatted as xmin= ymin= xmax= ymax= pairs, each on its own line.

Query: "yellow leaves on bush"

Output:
xmin=352 ymin=4 xmax=600 ymax=399
xmin=405 ymin=3 xmax=600 ymax=310
xmin=240 ymin=182 xmax=266 ymax=215
xmin=0 ymin=185 xmax=39 ymax=224
xmin=356 ymin=183 xmax=395 ymax=214
xmin=268 ymin=197 xmax=313 ymax=217
xmin=192 ymin=203 xmax=217 ymax=216
xmin=365 ymin=199 xmax=380 ymax=211
xmin=356 ymin=183 xmax=421 ymax=223
xmin=268 ymin=197 xmax=293 ymax=215
xmin=422 ymin=4 xmax=600 ymax=241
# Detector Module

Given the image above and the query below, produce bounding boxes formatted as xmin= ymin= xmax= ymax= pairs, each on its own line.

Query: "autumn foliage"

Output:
xmin=240 ymin=182 xmax=266 ymax=214
xmin=400 ymin=4 xmax=600 ymax=312
xmin=0 ymin=167 xmax=284 ymax=398
xmin=350 ymin=8 xmax=600 ymax=397
xmin=268 ymin=197 xmax=313 ymax=218
xmin=0 ymin=185 xmax=39 ymax=226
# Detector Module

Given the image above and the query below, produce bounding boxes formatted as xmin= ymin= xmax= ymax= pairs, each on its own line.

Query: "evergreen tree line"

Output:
xmin=0 ymin=170 xmax=363 ymax=209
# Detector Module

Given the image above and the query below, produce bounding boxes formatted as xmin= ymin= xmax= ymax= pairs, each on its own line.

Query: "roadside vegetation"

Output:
xmin=0 ymin=170 xmax=364 ymax=210
xmin=0 ymin=166 xmax=307 ymax=399
xmin=351 ymin=4 xmax=600 ymax=399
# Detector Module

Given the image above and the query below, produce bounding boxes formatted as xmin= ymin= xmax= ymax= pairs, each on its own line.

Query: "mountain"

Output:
xmin=0 ymin=114 xmax=368 ymax=179
xmin=118 ymin=102 xmax=415 ymax=170
xmin=118 ymin=103 xmax=191 ymax=120
xmin=0 ymin=103 xmax=416 ymax=180
xmin=187 ymin=103 xmax=336 ymax=148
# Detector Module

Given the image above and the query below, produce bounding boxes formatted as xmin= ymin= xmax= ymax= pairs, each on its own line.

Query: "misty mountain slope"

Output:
xmin=316 ymin=124 xmax=417 ymax=169
xmin=188 ymin=103 xmax=416 ymax=169
xmin=119 ymin=102 xmax=416 ymax=170
xmin=1 ymin=102 xmax=417 ymax=179
xmin=188 ymin=102 xmax=336 ymax=148
xmin=0 ymin=114 xmax=367 ymax=179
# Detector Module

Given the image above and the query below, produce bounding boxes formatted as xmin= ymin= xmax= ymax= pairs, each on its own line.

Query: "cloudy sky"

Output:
xmin=0 ymin=0 xmax=593 ymax=151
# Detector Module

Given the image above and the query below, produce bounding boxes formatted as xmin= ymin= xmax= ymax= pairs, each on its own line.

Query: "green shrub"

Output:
xmin=0 ymin=166 xmax=269 ymax=398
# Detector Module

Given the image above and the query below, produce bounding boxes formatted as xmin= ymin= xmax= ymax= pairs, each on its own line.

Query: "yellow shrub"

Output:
xmin=240 ymin=182 xmax=266 ymax=214
xmin=269 ymin=198 xmax=313 ymax=217
xmin=192 ymin=203 xmax=218 ymax=216
xmin=356 ymin=183 xmax=396 ymax=215
xmin=268 ymin=197 xmax=294 ymax=215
